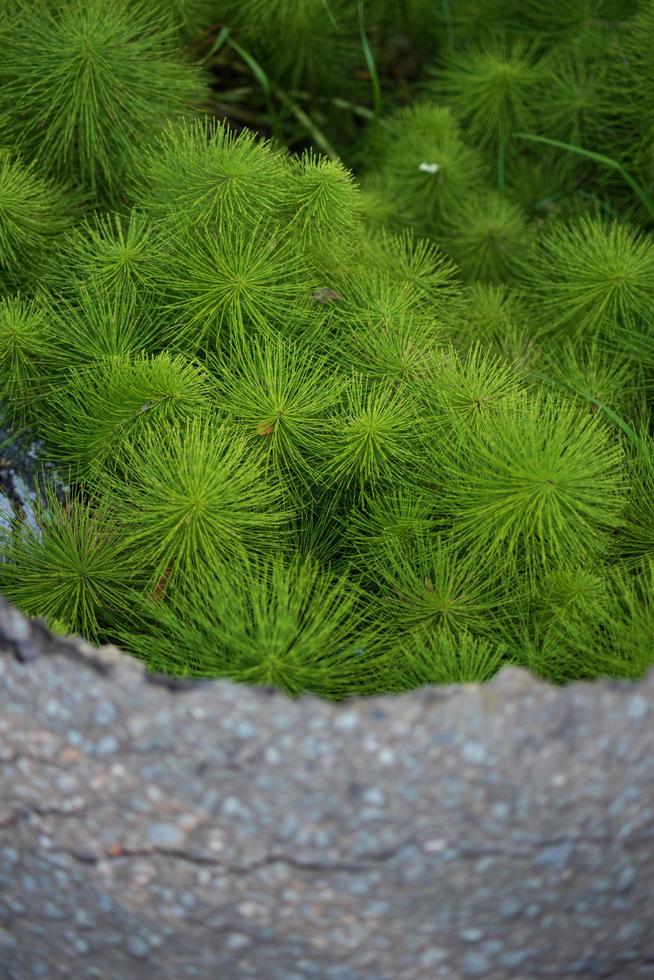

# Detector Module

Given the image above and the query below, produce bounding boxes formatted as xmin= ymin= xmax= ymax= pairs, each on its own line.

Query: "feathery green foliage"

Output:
xmin=1 ymin=0 xmax=653 ymax=700
xmin=144 ymin=0 xmax=216 ymax=41
xmin=0 ymin=488 xmax=136 ymax=640
xmin=212 ymin=335 xmax=343 ymax=483
xmin=426 ymin=37 xmax=544 ymax=153
xmin=320 ymin=375 xmax=420 ymax=498
xmin=520 ymin=216 xmax=654 ymax=339
xmin=118 ymin=553 xmax=387 ymax=699
xmin=369 ymin=533 xmax=504 ymax=639
xmin=367 ymin=103 xmax=486 ymax=235
xmin=36 ymin=352 xmax=211 ymax=478
xmin=0 ymin=152 xmax=75 ymax=290
xmin=101 ymin=416 xmax=290 ymax=592
xmin=441 ymin=391 xmax=626 ymax=581
xmin=132 ymin=119 xmax=291 ymax=228
xmin=0 ymin=0 xmax=206 ymax=201
xmin=439 ymin=191 xmax=534 ymax=283
xmin=392 ymin=627 xmax=507 ymax=688
xmin=54 ymin=209 xmax=160 ymax=297
xmin=0 ymin=294 xmax=50 ymax=423
xmin=158 ymin=216 xmax=316 ymax=350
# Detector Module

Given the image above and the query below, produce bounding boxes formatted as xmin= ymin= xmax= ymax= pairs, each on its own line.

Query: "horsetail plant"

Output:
xmin=0 ymin=0 xmax=653 ymax=700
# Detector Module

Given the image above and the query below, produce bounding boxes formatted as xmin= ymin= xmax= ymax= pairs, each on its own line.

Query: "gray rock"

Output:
xmin=1 ymin=594 xmax=654 ymax=980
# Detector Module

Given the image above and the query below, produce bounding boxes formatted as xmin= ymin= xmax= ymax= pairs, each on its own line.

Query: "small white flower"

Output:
xmin=419 ymin=161 xmax=440 ymax=174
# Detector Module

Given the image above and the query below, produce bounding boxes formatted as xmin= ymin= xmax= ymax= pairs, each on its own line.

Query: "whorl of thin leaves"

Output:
xmin=533 ymin=337 xmax=643 ymax=420
xmin=103 ymin=417 xmax=290 ymax=592
xmin=368 ymin=103 xmax=486 ymax=234
xmin=331 ymin=268 xmax=424 ymax=332
xmin=159 ymin=216 xmax=316 ymax=350
xmin=357 ymin=228 xmax=464 ymax=311
xmin=427 ymin=37 xmax=544 ymax=150
xmin=36 ymin=283 xmax=162 ymax=382
xmin=343 ymin=489 xmax=442 ymax=576
xmin=440 ymin=191 xmax=534 ymax=283
xmin=528 ymin=565 xmax=609 ymax=639
xmin=457 ymin=282 xmax=535 ymax=367
xmin=0 ymin=152 xmax=74 ymax=288
xmin=532 ymin=42 xmax=609 ymax=147
xmin=287 ymin=151 xmax=362 ymax=253
xmin=369 ymin=534 xmax=504 ymax=639
xmin=145 ymin=0 xmax=216 ymax=40
xmin=54 ymin=209 xmax=160 ymax=297
xmin=442 ymin=391 xmax=626 ymax=580
xmin=0 ymin=488 xmax=136 ymax=640
xmin=417 ymin=342 xmax=526 ymax=441
xmin=211 ymin=335 xmax=343 ymax=481
xmin=132 ymin=118 xmax=291 ymax=228
xmin=525 ymin=562 xmax=654 ymax=683
xmin=393 ymin=626 xmax=507 ymax=688
xmin=520 ymin=216 xmax=654 ymax=339
xmin=0 ymin=293 xmax=50 ymax=422
xmin=509 ymin=0 xmax=621 ymax=43
xmin=334 ymin=307 xmax=444 ymax=386
xmin=119 ymin=553 xmax=385 ymax=700
xmin=619 ymin=435 xmax=654 ymax=569
xmin=599 ymin=1 xmax=654 ymax=177
xmin=37 ymin=351 xmax=211 ymax=478
xmin=320 ymin=375 xmax=420 ymax=497
xmin=0 ymin=0 xmax=206 ymax=199
xmin=502 ymin=148 xmax=584 ymax=220
xmin=223 ymin=0 xmax=360 ymax=89
xmin=358 ymin=172 xmax=406 ymax=232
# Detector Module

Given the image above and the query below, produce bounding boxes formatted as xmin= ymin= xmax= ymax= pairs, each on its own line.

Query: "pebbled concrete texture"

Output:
xmin=0 ymin=595 xmax=653 ymax=980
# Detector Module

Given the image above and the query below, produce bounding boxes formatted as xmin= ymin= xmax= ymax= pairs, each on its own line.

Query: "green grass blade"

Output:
xmin=514 ymin=132 xmax=654 ymax=224
xmin=227 ymin=36 xmax=270 ymax=96
xmin=273 ymin=87 xmax=339 ymax=161
xmin=225 ymin=37 xmax=284 ymax=142
xmin=441 ymin=0 xmax=455 ymax=49
xmin=530 ymin=371 xmax=640 ymax=446
xmin=319 ymin=0 xmax=340 ymax=30
xmin=198 ymin=25 xmax=231 ymax=65
xmin=358 ymin=0 xmax=382 ymax=123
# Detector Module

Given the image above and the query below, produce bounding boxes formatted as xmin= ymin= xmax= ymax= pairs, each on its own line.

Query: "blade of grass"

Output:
xmin=225 ymin=36 xmax=283 ymax=143
xmin=514 ymin=132 xmax=654 ymax=224
xmin=358 ymin=0 xmax=382 ymax=123
xmin=442 ymin=0 xmax=455 ymax=49
xmin=272 ymin=86 xmax=340 ymax=160
xmin=198 ymin=25 xmax=231 ymax=65
xmin=324 ymin=96 xmax=377 ymax=121
xmin=226 ymin=36 xmax=270 ymax=96
xmin=530 ymin=371 xmax=640 ymax=446
xmin=319 ymin=0 xmax=341 ymax=30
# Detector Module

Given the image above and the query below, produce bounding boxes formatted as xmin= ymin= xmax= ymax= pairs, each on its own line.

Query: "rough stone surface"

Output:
xmin=1 ymin=595 xmax=653 ymax=979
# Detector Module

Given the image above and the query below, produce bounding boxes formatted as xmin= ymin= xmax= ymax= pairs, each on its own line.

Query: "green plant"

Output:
xmin=0 ymin=0 xmax=206 ymax=201
xmin=1 ymin=0 xmax=653 ymax=701
xmin=0 ymin=152 xmax=75 ymax=290
xmin=118 ymin=553 xmax=387 ymax=700
xmin=440 ymin=391 xmax=626 ymax=582
xmin=99 ymin=415 xmax=290 ymax=592
xmin=0 ymin=487 xmax=137 ymax=640
xmin=519 ymin=215 xmax=654 ymax=339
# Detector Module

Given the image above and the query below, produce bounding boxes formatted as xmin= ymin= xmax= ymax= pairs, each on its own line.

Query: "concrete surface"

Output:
xmin=1 ymin=595 xmax=653 ymax=979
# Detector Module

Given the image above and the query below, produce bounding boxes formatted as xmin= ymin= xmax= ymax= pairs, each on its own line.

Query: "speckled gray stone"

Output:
xmin=1 ymin=594 xmax=654 ymax=980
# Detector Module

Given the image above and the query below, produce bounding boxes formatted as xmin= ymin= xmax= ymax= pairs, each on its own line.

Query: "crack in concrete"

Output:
xmin=33 ymin=831 xmax=654 ymax=879
xmin=0 ymin=800 xmax=91 ymax=830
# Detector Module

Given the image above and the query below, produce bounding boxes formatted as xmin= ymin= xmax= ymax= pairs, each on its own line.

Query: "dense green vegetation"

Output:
xmin=1 ymin=0 xmax=653 ymax=700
